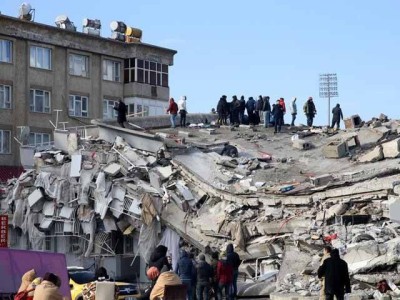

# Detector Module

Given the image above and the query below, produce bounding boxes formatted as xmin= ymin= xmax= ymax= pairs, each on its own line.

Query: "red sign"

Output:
xmin=0 ymin=215 xmax=8 ymax=248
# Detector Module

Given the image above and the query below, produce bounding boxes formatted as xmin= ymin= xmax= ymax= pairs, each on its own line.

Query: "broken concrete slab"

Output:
xmin=70 ymin=154 xmax=82 ymax=177
xmin=323 ymin=141 xmax=348 ymax=158
xmin=388 ymin=196 xmax=400 ymax=224
xmin=344 ymin=115 xmax=362 ymax=129
xmin=104 ymin=163 xmax=121 ymax=176
xmin=28 ymin=189 xmax=44 ymax=207
xmin=178 ymin=131 xmax=193 ymax=138
xmin=382 ymin=138 xmax=400 ymax=158
xmin=358 ymin=145 xmax=384 ymax=163
xmin=292 ymin=139 xmax=312 ymax=150
xmin=310 ymin=174 xmax=334 ymax=187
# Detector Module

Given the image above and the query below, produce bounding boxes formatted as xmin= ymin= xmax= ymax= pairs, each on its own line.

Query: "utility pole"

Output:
xmin=319 ymin=73 xmax=338 ymax=127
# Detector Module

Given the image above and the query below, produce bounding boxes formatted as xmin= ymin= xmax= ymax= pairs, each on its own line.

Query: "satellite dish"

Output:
xmin=55 ymin=15 xmax=69 ymax=24
xmin=55 ymin=15 xmax=76 ymax=31
xmin=19 ymin=2 xmax=33 ymax=21
xmin=110 ymin=21 xmax=126 ymax=33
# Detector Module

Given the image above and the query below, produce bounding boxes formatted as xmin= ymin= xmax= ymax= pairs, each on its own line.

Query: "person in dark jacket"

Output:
xmin=262 ymin=96 xmax=271 ymax=128
xmin=149 ymin=245 xmax=171 ymax=271
xmin=113 ymin=99 xmax=127 ymax=128
xmin=196 ymin=254 xmax=213 ymax=300
xmin=217 ymin=251 xmax=233 ymax=300
xmin=231 ymin=96 xmax=241 ymax=126
xmin=217 ymin=96 xmax=228 ymax=125
xmin=239 ymin=96 xmax=246 ymax=124
xmin=210 ymin=252 xmax=219 ymax=300
xmin=272 ymin=100 xmax=284 ymax=133
xmin=166 ymin=98 xmax=179 ymax=128
xmin=176 ymin=249 xmax=195 ymax=300
xmin=331 ymin=104 xmax=344 ymax=130
xmin=279 ymin=97 xmax=286 ymax=125
xmin=246 ymin=97 xmax=256 ymax=125
xmin=226 ymin=244 xmax=241 ymax=298
xmin=255 ymin=95 xmax=264 ymax=125
xmin=220 ymin=143 xmax=238 ymax=158
xmin=318 ymin=249 xmax=351 ymax=300
xmin=303 ymin=97 xmax=317 ymax=127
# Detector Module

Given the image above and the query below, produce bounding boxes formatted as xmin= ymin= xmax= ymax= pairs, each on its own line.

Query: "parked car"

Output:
xmin=68 ymin=267 xmax=139 ymax=300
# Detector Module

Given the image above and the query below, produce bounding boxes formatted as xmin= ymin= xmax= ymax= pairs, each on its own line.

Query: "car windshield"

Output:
xmin=69 ymin=271 xmax=96 ymax=284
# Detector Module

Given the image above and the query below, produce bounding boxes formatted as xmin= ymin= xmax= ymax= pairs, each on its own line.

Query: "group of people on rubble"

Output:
xmin=214 ymin=95 xmax=344 ymax=132
xmin=141 ymin=243 xmax=241 ymax=300
xmin=15 ymin=269 xmax=65 ymax=300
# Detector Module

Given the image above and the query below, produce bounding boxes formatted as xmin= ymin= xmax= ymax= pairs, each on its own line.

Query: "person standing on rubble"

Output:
xmin=290 ymin=97 xmax=297 ymax=126
xmin=278 ymin=97 xmax=286 ymax=124
xmin=176 ymin=249 xmax=196 ymax=300
xmin=255 ymin=95 xmax=264 ymax=125
xmin=272 ymin=100 xmax=284 ymax=133
xmin=113 ymin=99 xmax=127 ymax=128
xmin=262 ymin=96 xmax=271 ymax=128
xmin=246 ymin=97 xmax=256 ymax=126
xmin=239 ymin=96 xmax=246 ymax=124
xmin=231 ymin=95 xmax=241 ymax=126
xmin=319 ymin=246 xmax=332 ymax=300
xmin=210 ymin=252 xmax=220 ymax=300
xmin=217 ymin=96 xmax=228 ymax=125
xmin=178 ymin=96 xmax=188 ymax=127
xmin=303 ymin=97 xmax=317 ymax=127
xmin=331 ymin=104 xmax=344 ymax=130
xmin=217 ymin=250 xmax=234 ymax=300
xmin=196 ymin=254 xmax=213 ymax=300
xmin=226 ymin=244 xmax=241 ymax=299
xmin=167 ymin=97 xmax=179 ymax=128
xmin=318 ymin=248 xmax=351 ymax=300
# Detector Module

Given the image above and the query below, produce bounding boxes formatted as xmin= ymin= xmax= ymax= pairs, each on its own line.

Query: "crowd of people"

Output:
xmin=213 ymin=95 xmax=344 ymax=132
xmin=142 ymin=243 xmax=241 ymax=300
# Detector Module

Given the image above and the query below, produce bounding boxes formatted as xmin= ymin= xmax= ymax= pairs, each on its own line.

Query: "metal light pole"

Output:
xmin=319 ymin=73 xmax=338 ymax=127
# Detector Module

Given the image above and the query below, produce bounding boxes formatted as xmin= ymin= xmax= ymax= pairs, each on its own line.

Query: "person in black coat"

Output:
xmin=149 ymin=245 xmax=170 ymax=271
xmin=113 ymin=99 xmax=127 ymax=128
xmin=226 ymin=243 xmax=241 ymax=298
xmin=272 ymin=100 xmax=284 ymax=133
xmin=331 ymin=104 xmax=344 ymax=130
xmin=217 ymin=96 xmax=228 ymax=125
xmin=318 ymin=249 xmax=351 ymax=300
xmin=239 ymin=96 xmax=246 ymax=124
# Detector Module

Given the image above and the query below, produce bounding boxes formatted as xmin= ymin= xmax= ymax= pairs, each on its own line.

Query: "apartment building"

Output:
xmin=0 ymin=13 xmax=176 ymax=171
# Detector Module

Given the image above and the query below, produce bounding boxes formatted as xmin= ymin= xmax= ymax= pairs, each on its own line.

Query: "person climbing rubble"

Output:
xmin=318 ymin=249 xmax=351 ymax=300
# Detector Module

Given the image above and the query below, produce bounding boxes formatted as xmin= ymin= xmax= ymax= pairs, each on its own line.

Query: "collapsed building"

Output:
xmin=2 ymin=112 xmax=400 ymax=298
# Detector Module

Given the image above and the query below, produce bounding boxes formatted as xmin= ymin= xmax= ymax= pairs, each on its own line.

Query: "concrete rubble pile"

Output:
xmin=2 ymin=113 xmax=400 ymax=298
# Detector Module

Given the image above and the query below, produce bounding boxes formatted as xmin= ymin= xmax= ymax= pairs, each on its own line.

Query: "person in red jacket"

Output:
xmin=279 ymin=98 xmax=286 ymax=125
xmin=166 ymin=98 xmax=178 ymax=128
xmin=217 ymin=251 xmax=233 ymax=300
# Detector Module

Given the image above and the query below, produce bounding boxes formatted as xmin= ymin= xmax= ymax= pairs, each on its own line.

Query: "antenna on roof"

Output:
xmin=82 ymin=18 xmax=101 ymax=36
xmin=19 ymin=2 xmax=35 ymax=21
xmin=55 ymin=15 xmax=76 ymax=31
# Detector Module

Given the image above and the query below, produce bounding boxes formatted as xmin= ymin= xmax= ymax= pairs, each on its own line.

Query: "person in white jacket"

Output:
xmin=290 ymin=97 xmax=297 ymax=126
xmin=178 ymin=96 xmax=187 ymax=127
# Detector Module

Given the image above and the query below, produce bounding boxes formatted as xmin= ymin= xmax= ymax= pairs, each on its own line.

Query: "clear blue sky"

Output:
xmin=2 ymin=0 xmax=399 ymax=125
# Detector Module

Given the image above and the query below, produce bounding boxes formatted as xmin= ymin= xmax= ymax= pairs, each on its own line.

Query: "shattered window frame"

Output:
xmin=69 ymin=53 xmax=89 ymax=77
xmin=0 ymin=39 xmax=12 ymax=63
xmin=29 ymin=89 xmax=51 ymax=113
xmin=69 ymin=94 xmax=89 ymax=118
xmin=102 ymin=59 xmax=121 ymax=82
xmin=30 ymin=45 xmax=52 ymax=70
xmin=0 ymin=129 xmax=11 ymax=154
xmin=0 ymin=84 xmax=12 ymax=109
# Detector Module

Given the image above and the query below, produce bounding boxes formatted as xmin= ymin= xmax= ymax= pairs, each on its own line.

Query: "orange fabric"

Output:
xmin=150 ymin=271 xmax=182 ymax=300
xmin=18 ymin=269 xmax=36 ymax=293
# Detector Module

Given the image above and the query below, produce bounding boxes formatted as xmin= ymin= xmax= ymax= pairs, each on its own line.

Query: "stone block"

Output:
xmin=389 ymin=196 xmax=400 ymax=224
xmin=292 ymin=139 xmax=312 ymax=150
xmin=382 ymin=138 xmax=400 ymax=158
xmin=344 ymin=115 xmax=362 ymax=129
xmin=358 ymin=145 xmax=384 ymax=163
xmin=323 ymin=141 xmax=348 ymax=158
xmin=310 ymin=174 xmax=334 ymax=186
xmin=104 ymin=163 xmax=122 ymax=176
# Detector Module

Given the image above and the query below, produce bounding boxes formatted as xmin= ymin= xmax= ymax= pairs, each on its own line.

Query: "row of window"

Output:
xmin=0 ymin=130 xmax=50 ymax=154
xmin=0 ymin=39 xmax=169 ymax=86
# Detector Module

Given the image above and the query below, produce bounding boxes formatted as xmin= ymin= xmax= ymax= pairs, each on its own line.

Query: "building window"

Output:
xmin=124 ymin=235 xmax=134 ymax=254
xmin=103 ymin=99 xmax=118 ymax=118
xmin=128 ymin=103 xmax=135 ymax=115
xmin=29 ymin=132 xmax=51 ymax=146
xmin=69 ymin=95 xmax=88 ymax=117
xmin=30 ymin=89 xmax=51 ymax=113
xmin=30 ymin=46 xmax=52 ymax=70
xmin=0 ymin=85 xmax=11 ymax=109
xmin=0 ymin=39 xmax=12 ymax=63
xmin=125 ymin=58 xmax=168 ymax=87
xmin=0 ymin=130 xmax=11 ymax=154
xmin=69 ymin=54 xmax=89 ymax=77
xmin=103 ymin=59 xmax=121 ymax=82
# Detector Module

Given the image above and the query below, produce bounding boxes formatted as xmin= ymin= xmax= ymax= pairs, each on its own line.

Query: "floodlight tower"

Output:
xmin=319 ymin=73 xmax=338 ymax=127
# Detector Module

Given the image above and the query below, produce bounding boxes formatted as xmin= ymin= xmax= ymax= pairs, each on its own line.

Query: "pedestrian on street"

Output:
xmin=216 ymin=251 xmax=233 ymax=300
xmin=318 ymin=248 xmax=351 ymax=300
xmin=290 ymin=97 xmax=297 ymax=126
xmin=303 ymin=97 xmax=317 ymax=127
xmin=246 ymin=97 xmax=256 ymax=126
xmin=166 ymin=98 xmax=178 ymax=128
xmin=226 ymin=244 xmax=241 ymax=299
xmin=196 ymin=254 xmax=213 ymax=300
xmin=331 ymin=104 xmax=343 ymax=130
xmin=262 ymin=96 xmax=271 ymax=128
xmin=239 ymin=96 xmax=246 ymax=124
xmin=178 ymin=96 xmax=187 ymax=127
xmin=319 ymin=246 xmax=332 ymax=300
xmin=272 ymin=100 xmax=284 ymax=133
xmin=176 ymin=249 xmax=196 ymax=300
xmin=113 ymin=99 xmax=127 ymax=128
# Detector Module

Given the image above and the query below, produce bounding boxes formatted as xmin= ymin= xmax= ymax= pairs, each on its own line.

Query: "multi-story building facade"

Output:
xmin=0 ymin=13 xmax=176 ymax=171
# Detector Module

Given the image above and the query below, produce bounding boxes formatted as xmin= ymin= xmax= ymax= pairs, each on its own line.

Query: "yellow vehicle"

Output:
xmin=68 ymin=267 xmax=140 ymax=300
